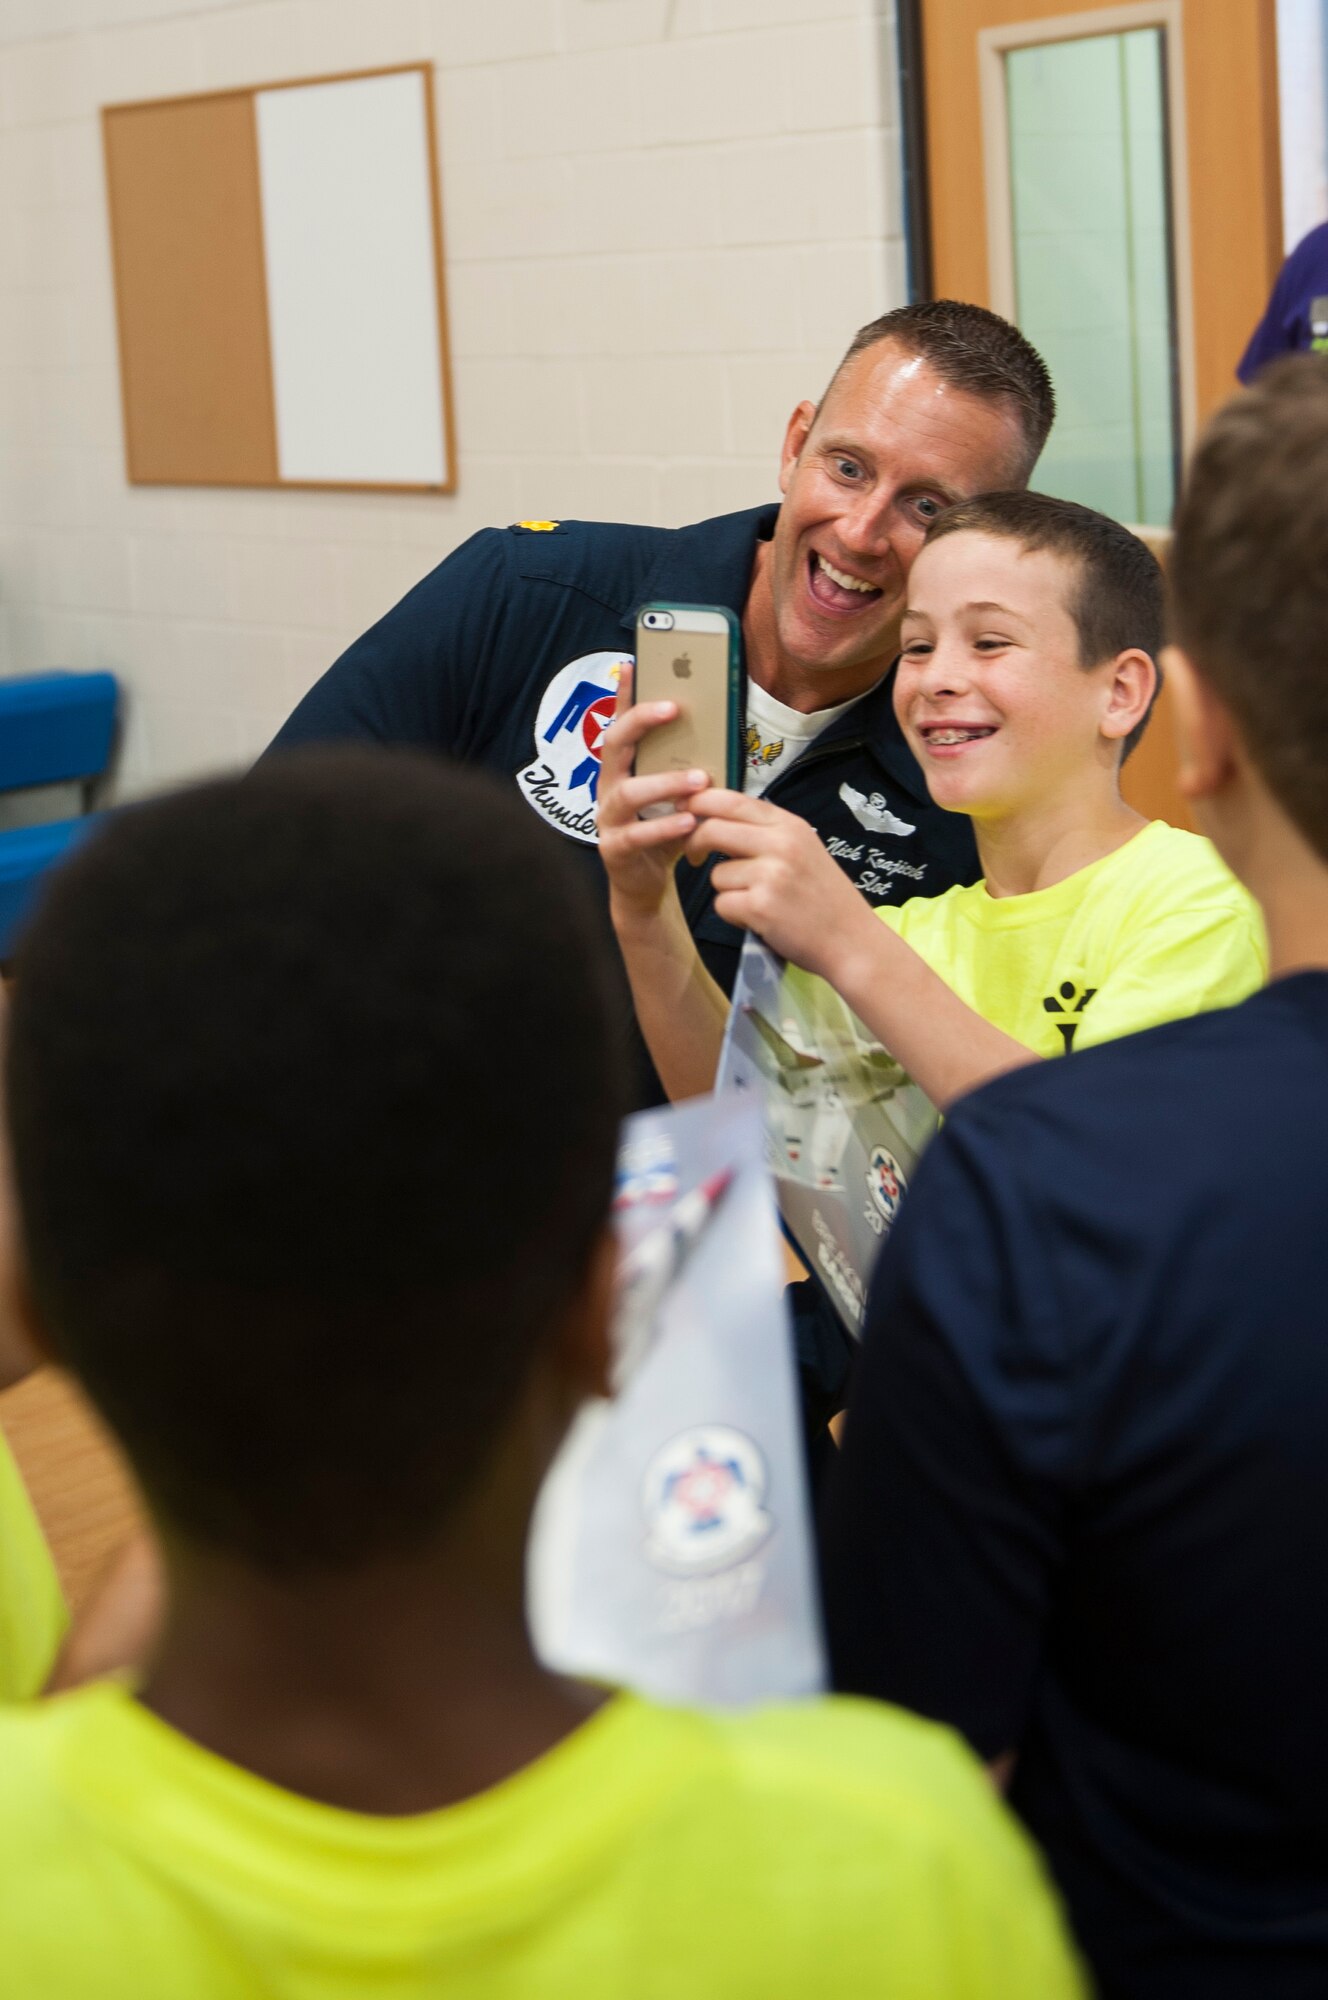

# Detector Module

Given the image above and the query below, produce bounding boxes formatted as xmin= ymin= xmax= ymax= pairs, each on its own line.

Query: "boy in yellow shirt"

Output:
xmin=0 ymin=1150 xmax=66 ymax=1700
xmin=0 ymin=1424 xmax=65 ymax=1699
xmin=0 ymin=750 xmax=1083 ymax=1998
xmin=599 ymin=490 xmax=1265 ymax=1112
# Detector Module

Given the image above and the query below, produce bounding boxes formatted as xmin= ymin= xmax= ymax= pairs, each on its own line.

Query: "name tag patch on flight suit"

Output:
xmin=517 ymin=652 xmax=632 ymax=844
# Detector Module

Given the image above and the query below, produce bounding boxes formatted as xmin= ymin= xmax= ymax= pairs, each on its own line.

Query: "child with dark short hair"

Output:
xmin=0 ymin=750 xmax=1083 ymax=1997
xmin=819 ymin=351 xmax=1328 ymax=2000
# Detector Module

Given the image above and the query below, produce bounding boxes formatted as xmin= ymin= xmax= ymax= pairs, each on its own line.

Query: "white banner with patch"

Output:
xmin=715 ymin=935 xmax=938 ymax=1338
xmin=527 ymin=1093 xmax=824 ymax=1707
xmin=516 ymin=650 xmax=632 ymax=844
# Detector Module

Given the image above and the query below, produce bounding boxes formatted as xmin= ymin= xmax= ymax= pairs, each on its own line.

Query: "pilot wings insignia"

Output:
xmin=838 ymin=781 xmax=915 ymax=837
xmin=745 ymin=724 xmax=784 ymax=770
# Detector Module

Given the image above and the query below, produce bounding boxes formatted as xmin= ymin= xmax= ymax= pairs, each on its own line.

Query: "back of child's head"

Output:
xmin=1170 ymin=353 xmax=1328 ymax=861
xmin=4 ymin=749 xmax=628 ymax=1574
xmin=923 ymin=489 xmax=1165 ymax=756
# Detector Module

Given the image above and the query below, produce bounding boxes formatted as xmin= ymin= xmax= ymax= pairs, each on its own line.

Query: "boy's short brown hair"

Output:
xmin=1169 ymin=354 xmax=1328 ymax=861
xmin=922 ymin=489 xmax=1165 ymax=760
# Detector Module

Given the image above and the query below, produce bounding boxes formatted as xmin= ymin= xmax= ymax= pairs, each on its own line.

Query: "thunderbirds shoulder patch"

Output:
xmin=516 ymin=651 xmax=632 ymax=844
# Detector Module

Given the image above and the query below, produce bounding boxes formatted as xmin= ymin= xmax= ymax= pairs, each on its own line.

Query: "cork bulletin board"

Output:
xmin=102 ymin=64 xmax=457 ymax=494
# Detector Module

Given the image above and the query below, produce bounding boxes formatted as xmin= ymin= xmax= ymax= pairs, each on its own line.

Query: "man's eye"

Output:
xmin=833 ymin=457 xmax=864 ymax=481
xmin=913 ymin=496 xmax=944 ymax=520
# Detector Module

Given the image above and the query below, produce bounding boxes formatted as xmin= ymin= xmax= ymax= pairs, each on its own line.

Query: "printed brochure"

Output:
xmin=527 ymin=1092 xmax=825 ymax=1707
xmin=714 ymin=934 xmax=937 ymax=1336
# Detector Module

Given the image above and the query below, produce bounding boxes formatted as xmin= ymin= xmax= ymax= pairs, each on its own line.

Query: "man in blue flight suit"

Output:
xmin=265 ymin=301 xmax=1054 ymax=1431
xmin=267 ymin=302 xmax=1053 ymax=1017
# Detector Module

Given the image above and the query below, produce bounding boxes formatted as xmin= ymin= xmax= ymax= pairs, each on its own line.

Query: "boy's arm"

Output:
xmin=597 ymin=688 xmax=733 ymax=1102
xmin=686 ymin=790 xmax=1037 ymax=1110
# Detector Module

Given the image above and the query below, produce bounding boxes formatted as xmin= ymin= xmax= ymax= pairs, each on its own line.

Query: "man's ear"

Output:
xmin=778 ymin=400 xmax=817 ymax=495
xmin=1162 ymin=644 xmax=1239 ymax=800
xmin=1099 ymin=647 xmax=1156 ymax=749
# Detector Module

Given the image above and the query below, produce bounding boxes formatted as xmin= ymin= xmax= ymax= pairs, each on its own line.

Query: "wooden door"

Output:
xmin=917 ymin=0 xmax=1283 ymax=825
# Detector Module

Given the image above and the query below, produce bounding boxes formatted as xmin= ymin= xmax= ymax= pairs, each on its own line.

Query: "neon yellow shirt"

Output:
xmin=0 ymin=1423 xmax=65 ymax=1701
xmin=0 ymin=1679 xmax=1085 ymax=1996
xmin=880 ymin=820 xmax=1266 ymax=1057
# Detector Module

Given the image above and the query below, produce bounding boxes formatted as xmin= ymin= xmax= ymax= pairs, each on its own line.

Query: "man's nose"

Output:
xmin=836 ymin=490 xmax=897 ymax=565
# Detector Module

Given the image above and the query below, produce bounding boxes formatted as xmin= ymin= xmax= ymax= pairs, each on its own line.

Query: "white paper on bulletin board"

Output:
xmin=255 ymin=70 xmax=449 ymax=487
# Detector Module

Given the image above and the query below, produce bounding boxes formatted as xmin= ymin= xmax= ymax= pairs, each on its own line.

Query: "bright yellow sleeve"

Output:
xmin=719 ymin=1699 xmax=1090 ymax=1998
xmin=0 ymin=1425 xmax=66 ymax=1701
xmin=1075 ymin=894 xmax=1267 ymax=1052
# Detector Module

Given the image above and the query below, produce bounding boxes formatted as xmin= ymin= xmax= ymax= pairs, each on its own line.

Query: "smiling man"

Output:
xmin=265 ymin=304 xmax=1053 ymax=1035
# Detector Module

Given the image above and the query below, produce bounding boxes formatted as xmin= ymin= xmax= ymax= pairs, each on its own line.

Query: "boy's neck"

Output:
xmin=975 ymin=784 xmax=1148 ymax=899
xmin=1213 ymin=795 xmax=1328 ymax=980
xmin=138 ymin=1521 xmax=604 ymax=1818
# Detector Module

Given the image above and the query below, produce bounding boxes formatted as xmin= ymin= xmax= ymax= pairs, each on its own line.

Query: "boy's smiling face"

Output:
xmin=894 ymin=530 xmax=1134 ymax=822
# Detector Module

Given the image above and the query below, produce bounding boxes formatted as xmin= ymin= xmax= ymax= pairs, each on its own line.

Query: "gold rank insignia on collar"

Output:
xmin=513 ymin=519 xmax=560 ymax=532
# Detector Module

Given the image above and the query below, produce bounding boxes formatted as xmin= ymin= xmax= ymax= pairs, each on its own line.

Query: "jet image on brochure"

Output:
xmin=716 ymin=938 xmax=937 ymax=1337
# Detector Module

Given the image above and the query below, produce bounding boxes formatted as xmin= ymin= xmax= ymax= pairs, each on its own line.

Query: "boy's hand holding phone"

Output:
xmin=599 ymin=669 xmax=879 ymax=991
xmin=600 ymin=599 xmax=743 ymax=927
xmin=597 ymin=670 xmax=710 ymax=924
xmin=685 ymin=789 xmax=880 ymax=988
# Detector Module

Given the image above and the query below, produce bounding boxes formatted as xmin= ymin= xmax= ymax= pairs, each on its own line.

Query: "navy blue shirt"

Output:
xmin=1239 ymin=222 xmax=1328 ymax=380
xmin=266 ymin=508 xmax=978 ymax=1003
xmin=267 ymin=507 xmax=979 ymax=1426
xmin=820 ymin=974 xmax=1328 ymax=1999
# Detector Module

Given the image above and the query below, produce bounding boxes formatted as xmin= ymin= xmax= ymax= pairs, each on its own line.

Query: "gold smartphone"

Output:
xmin=633 ymin=603 xmax=742 ymax=798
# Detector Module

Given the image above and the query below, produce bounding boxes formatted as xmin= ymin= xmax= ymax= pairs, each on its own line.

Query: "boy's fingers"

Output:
xmin=710 ymin=858 xmax=759 ymax=893
xmin=611 ymin=811 xmax=697 ymax=849
xmin=712 ymin=888 xmax=760 ymax=928
xmin=601 ymin=768 xmax=708 ymax=828
xmin=601 ymin=700 xmax=683 ymax=769
xmin=687 ymin=787 xmax=771 ymax=822
xmin=686 ymin=816 xmax=783 ymax=862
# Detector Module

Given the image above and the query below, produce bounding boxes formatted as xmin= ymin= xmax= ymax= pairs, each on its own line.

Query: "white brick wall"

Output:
xmin=0 ymin=0 xmax=908 ymax=794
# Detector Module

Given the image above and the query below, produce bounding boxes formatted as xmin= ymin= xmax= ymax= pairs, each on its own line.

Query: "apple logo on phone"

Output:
xmin=672 ymin=653 xmax=692 ymax=679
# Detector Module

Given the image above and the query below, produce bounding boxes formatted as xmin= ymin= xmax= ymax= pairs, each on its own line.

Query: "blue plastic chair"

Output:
xmin=0 ymin=671 xmax=119 ymax=962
